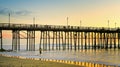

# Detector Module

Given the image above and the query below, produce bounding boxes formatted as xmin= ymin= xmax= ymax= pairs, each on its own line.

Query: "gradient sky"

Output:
xmin=0 ymin=0 xmax=120 ymax=27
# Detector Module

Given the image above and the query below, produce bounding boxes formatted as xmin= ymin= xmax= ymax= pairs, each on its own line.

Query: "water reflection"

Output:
xmin=0 ymin=49 xmax=120 ymax=67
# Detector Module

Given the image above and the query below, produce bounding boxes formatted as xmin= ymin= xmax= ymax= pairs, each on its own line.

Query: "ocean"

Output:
xmin=1 ymin=45 xmax=120 ymax=66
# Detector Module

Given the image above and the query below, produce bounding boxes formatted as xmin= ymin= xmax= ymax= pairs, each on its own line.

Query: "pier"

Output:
xmin=0 ymin=23 xmax=120 ymax=51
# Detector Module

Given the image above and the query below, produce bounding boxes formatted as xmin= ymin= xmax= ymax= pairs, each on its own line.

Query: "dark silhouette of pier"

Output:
xmin=0 ymin=23 xmax=120 ymax=51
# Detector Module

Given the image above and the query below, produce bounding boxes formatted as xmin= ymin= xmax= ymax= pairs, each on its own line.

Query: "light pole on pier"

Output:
xmin=9 ymin=13 xmax=10 ymax=25
xmin=108 ymin=20 xmax=109 ymax=28
xmin=67 ymin=17 xmax=68 ymax=26
xmin=80 ymin=20 xmax=82 ymax=27
xmin=115 ymin=22 xmax=116 ymax=28
xmin=33 ymin=17 xmax=35 ymax=27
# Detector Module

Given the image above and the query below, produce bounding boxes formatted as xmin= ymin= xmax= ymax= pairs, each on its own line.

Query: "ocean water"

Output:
xmin=1 ymin=45 xmax=120 ymax=66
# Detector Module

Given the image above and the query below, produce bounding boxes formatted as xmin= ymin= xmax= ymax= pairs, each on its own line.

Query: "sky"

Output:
xmin=1 ymin=0 xmax=120 ymax=46
xmin=0 ymin=0 xmax=120 ymax=27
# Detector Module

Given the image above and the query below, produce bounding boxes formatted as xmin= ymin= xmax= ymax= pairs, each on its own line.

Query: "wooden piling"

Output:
xmin=78 ymin=32 xmax=80 ymax=50
xmin=26 ymin=31 xmax=28 ymax=51
xmin=85 ymin=32 xmax=87 ymax=49
xmin=94 ymin=32 xmax=96 ymax=49
xmin=114 ymin=33 xmax=116 ymax=49
xmin=88 ymin=32 xmax=90 ymax=49
xmin=92 ymin=32 xmax=94 ymax=49
xmin=45 ymin=31 xmax=47 ymax=50
xmin=97 ymin=33 xmax=100 ymax=49
xmin=105 ymin=33 xmax=108 ymax=49
xmin=52 ymin=31 xmax=55 ymax=50
xmin=43 ymin=31 xmax=45 ymax=50
xmin=103 ymin=33 xmax=106 ymax=49
xmin=118 ymin=32 xmax=120 ymax=49
xmin=67 ymin=32 xmax=69 ymax=50
xmin=56 ymin=31 xmax=58 ymax=50
xmin=81 ymin=32 xmax=83 ymax=49
xmin=110 ymin=33 xmax=112 ymax=49
xmin=70 ymin=32 xmax=72 ymax=50
xmin=0 ymin=30 xmax=2 ymax=49
xmin=65 ymin=32 xmax=66 ymax=50
xmin=73 ymin=32 xmax=77 ymax=51
xmin=48 ymin=31 xmax=50 ymax=51
xmin=61 ymin=32 xmax=64 ymax=50
xmin=12 ymin=30 xmax=20 ymax=51
xmin=39 ymin=31 xmax=42 ymax=51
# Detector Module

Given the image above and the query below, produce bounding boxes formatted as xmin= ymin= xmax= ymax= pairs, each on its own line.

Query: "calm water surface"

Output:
xmin=0 ymin=45 xmax=120 ymax=66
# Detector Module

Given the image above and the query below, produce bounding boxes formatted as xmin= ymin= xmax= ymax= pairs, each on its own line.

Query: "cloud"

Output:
xmin=15 ymin=10 xmax=31 ymax=16
xmin=0 ymin=8 xmax=12 ymax=15
xmin=0 ymin=7 xmax=31 ymax=16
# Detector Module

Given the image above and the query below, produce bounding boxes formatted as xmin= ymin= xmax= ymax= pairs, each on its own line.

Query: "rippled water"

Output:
xmin=0 ymin=47 xmax=120 ymax=66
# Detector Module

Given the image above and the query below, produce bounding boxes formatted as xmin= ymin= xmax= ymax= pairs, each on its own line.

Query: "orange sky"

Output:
xmin=1 ymin=0 xmax=120 ymax=42
xmin=0 ymin=0 xmax=120 ymax=28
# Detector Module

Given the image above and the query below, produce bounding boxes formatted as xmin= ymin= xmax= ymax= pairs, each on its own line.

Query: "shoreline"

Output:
xmin=0 ymin=54 xmax=81 ymax=67
xmin=0 ymin=54 xmax=117 ymax=67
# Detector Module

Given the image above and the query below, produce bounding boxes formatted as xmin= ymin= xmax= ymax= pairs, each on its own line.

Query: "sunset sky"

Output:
xmin=0 ymin=0 xmax=120 ymax=27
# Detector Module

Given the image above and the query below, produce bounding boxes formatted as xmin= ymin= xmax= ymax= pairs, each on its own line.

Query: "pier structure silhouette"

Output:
xmin=0 ymin=23 xmax=120 ymax=51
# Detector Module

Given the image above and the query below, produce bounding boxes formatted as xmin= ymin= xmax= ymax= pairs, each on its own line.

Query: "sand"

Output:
xmin=0 ymin=55 xmax=82 ymax=67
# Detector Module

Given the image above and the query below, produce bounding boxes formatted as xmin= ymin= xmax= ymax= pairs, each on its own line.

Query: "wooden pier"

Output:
xmin=0 ymin=23 xmax=120 ymax=51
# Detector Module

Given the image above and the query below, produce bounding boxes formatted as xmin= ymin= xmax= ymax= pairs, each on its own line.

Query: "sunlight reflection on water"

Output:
xmin=0 ymin=49 xmax=120 ymax=66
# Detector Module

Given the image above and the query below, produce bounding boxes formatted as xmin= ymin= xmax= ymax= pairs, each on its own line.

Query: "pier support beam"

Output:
xmin=100 ymin=33 xmax=103 ymax=48
xmin=27 ymin=30 xmax=35 ymax=51
xmin=81 ymin=32 xmax=83 ymax=49
xmin=73 ymin=32 xmax=77 ymax=51
xmin=61 ymin=32 xmax=64 ymax=50
xmin=118 ymin=32 xmax=120 ymax=49
xmin=91 ymin=32 xmax=93 ymax=49
xmin=52 ymin=31 xmax=55 ymax=50
xmin=0 ymin=30 xmax=3 ymax=49
xmin=88 ymin=32 xmax=90 ymax=49
xmin=58 ymin=31 xmax=60 ymax=50
xmin=64 ymin=32 xmax=67 ymax=50
xmin=56 ymin=31 xmax=58 ymax=50
xmin=94 ymin=32 xmax=96 ymax=49
xmin=45 ymin=31 xmax=47 ymax=50
xmin=39 ymin=31 xmax=42 ymax=51
xmin=78 ymin=32 xmax=80 ymax=50
xmin=70 ymin=32 xmax=72 ymax=50
xmin=48 ymin=31 xmax=50 ymax=51
xmin=110 ymin=33 xmax=112 ymax=49
xmin=12 ymin=30 xmax=20 ymax=51
xmin=85 ymin=32 xmax=87 ymax=49
xmin=67 ymin=32 xmax=69 ymax=50
xmin=102 ymin=33 xmax=105 ymax=49
xmin=97 ymin=33 xmax=100 ymax=49
xmin=114 ymin=33 xmax=116 ymax=49
xmin=43 ymin=31 xmax=45 ymax=50
xmin=105 ymin=33 xmax=109 ymax=49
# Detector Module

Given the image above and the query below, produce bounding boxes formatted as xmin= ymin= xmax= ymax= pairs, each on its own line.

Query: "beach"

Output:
xmin=0 ymin=55 xmax=82 ymax=67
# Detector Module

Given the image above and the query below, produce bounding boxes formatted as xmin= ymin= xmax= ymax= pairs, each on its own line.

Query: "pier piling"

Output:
xmin=0 ymin=30 xmax=2 ymax=49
